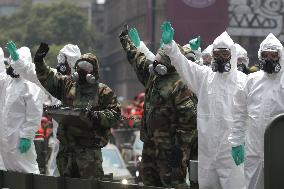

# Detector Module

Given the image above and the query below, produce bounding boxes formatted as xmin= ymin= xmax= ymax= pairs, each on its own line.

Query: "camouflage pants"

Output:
xmin=141 ymin=140 xmax=188 ymax=188
xmin=57 ymin=145 xmax=104 ymax=179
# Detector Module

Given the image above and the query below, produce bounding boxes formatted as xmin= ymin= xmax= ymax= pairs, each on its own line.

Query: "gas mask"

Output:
xmin=211 ymin=48 xmax=231 ymax=73
xmin=149 ymin=60 xmax=175 ymax=76
xmin=259 ymin=49 xmax=281 ymax=74
xmin=237 ymin=57 xmax=249 ymax=74
xmin=185 ymin=51 xmax=197 ymax=62
xmin=71 ymin=60 xmax=96 ymax=84
xmin=6 ymin=66 xmax=20 ymax=78
xmin=56 ymin=54 xmax=71 ymax=75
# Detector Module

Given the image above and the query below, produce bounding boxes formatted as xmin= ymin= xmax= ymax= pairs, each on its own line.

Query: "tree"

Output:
xmin=0 ymin=0 xmax=100 ymax=67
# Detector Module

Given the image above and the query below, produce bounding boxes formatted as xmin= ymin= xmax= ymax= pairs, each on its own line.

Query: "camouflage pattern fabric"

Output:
xmin=119 ymin=34 xmax=198 ymax=188
xmin=35 ymin=53 xmax=121 ymax=179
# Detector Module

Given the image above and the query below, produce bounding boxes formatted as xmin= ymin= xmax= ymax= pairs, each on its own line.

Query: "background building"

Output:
xmin=100 ymin=0 xmax=228 ymax=98
xmin=1 ymin=0 xmax=284 ymax=99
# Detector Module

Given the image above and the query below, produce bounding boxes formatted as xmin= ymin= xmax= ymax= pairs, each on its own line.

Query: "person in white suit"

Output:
xmin=229 ymin=33 xmax=284 ymax=189
xmin=160 ymin=21 xmax=246 ymax=189
xmin=0 ymin=42 xmax=43 ymax=174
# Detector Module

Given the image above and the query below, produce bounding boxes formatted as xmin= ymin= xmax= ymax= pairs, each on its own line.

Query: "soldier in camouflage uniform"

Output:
xmin=119 ymin=26 xmax=198 ymax=188
xmin=33 ymin=43 xmax=121 ymax=179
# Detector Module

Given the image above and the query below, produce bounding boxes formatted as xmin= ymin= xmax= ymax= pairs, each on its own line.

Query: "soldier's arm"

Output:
xmin=95 ymin=85 xmax=121 ymax=129
xmin=35 ymin=58 xmax=66 ymax=101
xmin=119 ymin=34 xmax=151 ymax=86
xmin=173 ymin=81 xmax=198 ymax=150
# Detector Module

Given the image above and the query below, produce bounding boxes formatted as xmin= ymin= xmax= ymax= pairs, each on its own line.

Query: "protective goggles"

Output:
xmin=76 ymin=61 xmax=94 ymax=73
xmin=212 ymin=48 xmax=231 ymax=59
xmin=260 ymin=49 xmax=280 ymax=61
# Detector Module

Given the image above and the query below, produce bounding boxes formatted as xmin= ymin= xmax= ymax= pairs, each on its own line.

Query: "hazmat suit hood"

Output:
xmin=202 ymin=44 xmax=213 ymax=56
xmin=235 ymin=43 xmax=249 ymax=67
xmin=7 ymin=47 xmax=32 ymax=78
xmin=18 ymin=47 xmax=32 ymax=65
xmin=9 ymin=46 xmax=32 ymax=74
xmin=75 ymin=53 xmax=100 ymax=80
xmin=57 ymin=44 xmax=81 ymax=73
xmin=258 ymin=33 xmax=284 ymax=68
xmin=212 ymin=31 xmax=237 ymax=71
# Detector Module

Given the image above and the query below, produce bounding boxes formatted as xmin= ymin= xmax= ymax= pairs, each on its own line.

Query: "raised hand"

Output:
xmin=34 ymin=42 xmax=49 ymax=63
xmin=189 ymin=36 xmax=201 ymax=51
xmin=161 ymin=21 xmax=174 ymax=44
xmin=6 ymin=41 xmax=19 ymax=61
xmin=129 ymin=28 xmax=141 ymax=47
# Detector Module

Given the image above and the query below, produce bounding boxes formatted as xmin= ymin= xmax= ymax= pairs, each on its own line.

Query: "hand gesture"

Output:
xmin=161 ymin=21 xmax=174 ymax=44
xmin=129 ymin=28 xmax=140 ymax=47
xmin=6 ymin=41 xmax=19 ymax=61
xmin=34 ymin=42 xmax=49 ymax=62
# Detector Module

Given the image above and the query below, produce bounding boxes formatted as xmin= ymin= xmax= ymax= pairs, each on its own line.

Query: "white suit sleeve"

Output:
xmin=137 ymin=41 xmax=156 ymax=62
xmin=0 ymin=59 xmax=8 ymax=92
xmin=228 ymin=78 xmax=249 ymax=147
xmin=20 ymin=83 xmax=43 ymax=139
xmin=11 ymin=59 xmax=40 ymax=86
xmin=163 ymin=40 xmax=210 ymax=94
xmin=11 ymin=59 xmax=58 ymax=98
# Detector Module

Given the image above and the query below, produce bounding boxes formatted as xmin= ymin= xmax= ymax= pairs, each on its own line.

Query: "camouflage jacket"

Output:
xmin=119 ymin=34 xmax=197 ymax=150
xmin=35 ymin=59 xmax=121 ymax=148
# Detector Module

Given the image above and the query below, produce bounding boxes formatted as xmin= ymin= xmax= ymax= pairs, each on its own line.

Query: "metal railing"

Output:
xmin=0 ymin=170 xmax=197 ymax=189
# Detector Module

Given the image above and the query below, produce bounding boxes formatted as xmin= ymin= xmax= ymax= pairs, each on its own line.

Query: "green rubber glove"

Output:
xmin=161 ymin=21 xmax=174 ymax=44
xmin=19 ymin=138 xmax=31 ymax=153
xmin=232 ymin=145 xmax=244 ymax=166
xmin=189 ymin=36 xmax=201 ymax=51
xmin=129 ymin=28 xmax=140 ymax=47
xmin=6 ymin=41 xmax=19 ymax=61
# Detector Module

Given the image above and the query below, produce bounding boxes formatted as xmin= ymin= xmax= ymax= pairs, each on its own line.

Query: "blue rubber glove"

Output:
xmin=231 ymin=145 xmax=244 ymax=166
xmin=161 ymin=21 xmax=174 ymax=44
xmin=19 ymin=138 xmax=31 ymax=153
xmin=6 ymin=41 xmax=19 ymax=61
xmin=129 ymin=28 xmax=140 ymax=47
xmin=189 ymin=36 xmax=201 ymax=51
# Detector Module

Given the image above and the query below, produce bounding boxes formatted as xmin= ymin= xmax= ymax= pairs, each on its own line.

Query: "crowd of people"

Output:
xmin=0 ymin=20 xmax=283 ymax=189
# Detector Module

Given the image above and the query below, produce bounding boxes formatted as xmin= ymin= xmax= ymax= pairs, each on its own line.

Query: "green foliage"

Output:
xmin=0 ymin=0 xmax=100 ymax=67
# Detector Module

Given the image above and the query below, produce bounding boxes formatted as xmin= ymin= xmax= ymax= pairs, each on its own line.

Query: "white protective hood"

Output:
xmin=57 ymin=44 xmax=81 ymax=72
xmin=212 ymin=31 xmax=238 ymax=71
xmin=258 ymin=33 xmax=284 ymax=66
xmin=235 ymin=43 xmax=249 ymax=67
xmin=202 ymin=44 xmax=213 ymax=55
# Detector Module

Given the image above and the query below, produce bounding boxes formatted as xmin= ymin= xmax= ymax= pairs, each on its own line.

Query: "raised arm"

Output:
xmin=34 ymin=43 xmax=67 ymax=100
xmin=119 ymin=25 xmax=152 ymax=86
xmin=160 ymin=21 xmax=210 ymax=94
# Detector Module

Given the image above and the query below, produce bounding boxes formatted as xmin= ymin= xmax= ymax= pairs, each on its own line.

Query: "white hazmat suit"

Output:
xmin=0 ymin=47 xmax=43 ymax=174
xmin=11 ymin=46 xmax=61 ymax=176
xmin=229 ymin=33 xmax=284 ymax=189
xmin=163 ymin=31 xmax=246 ymax=189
